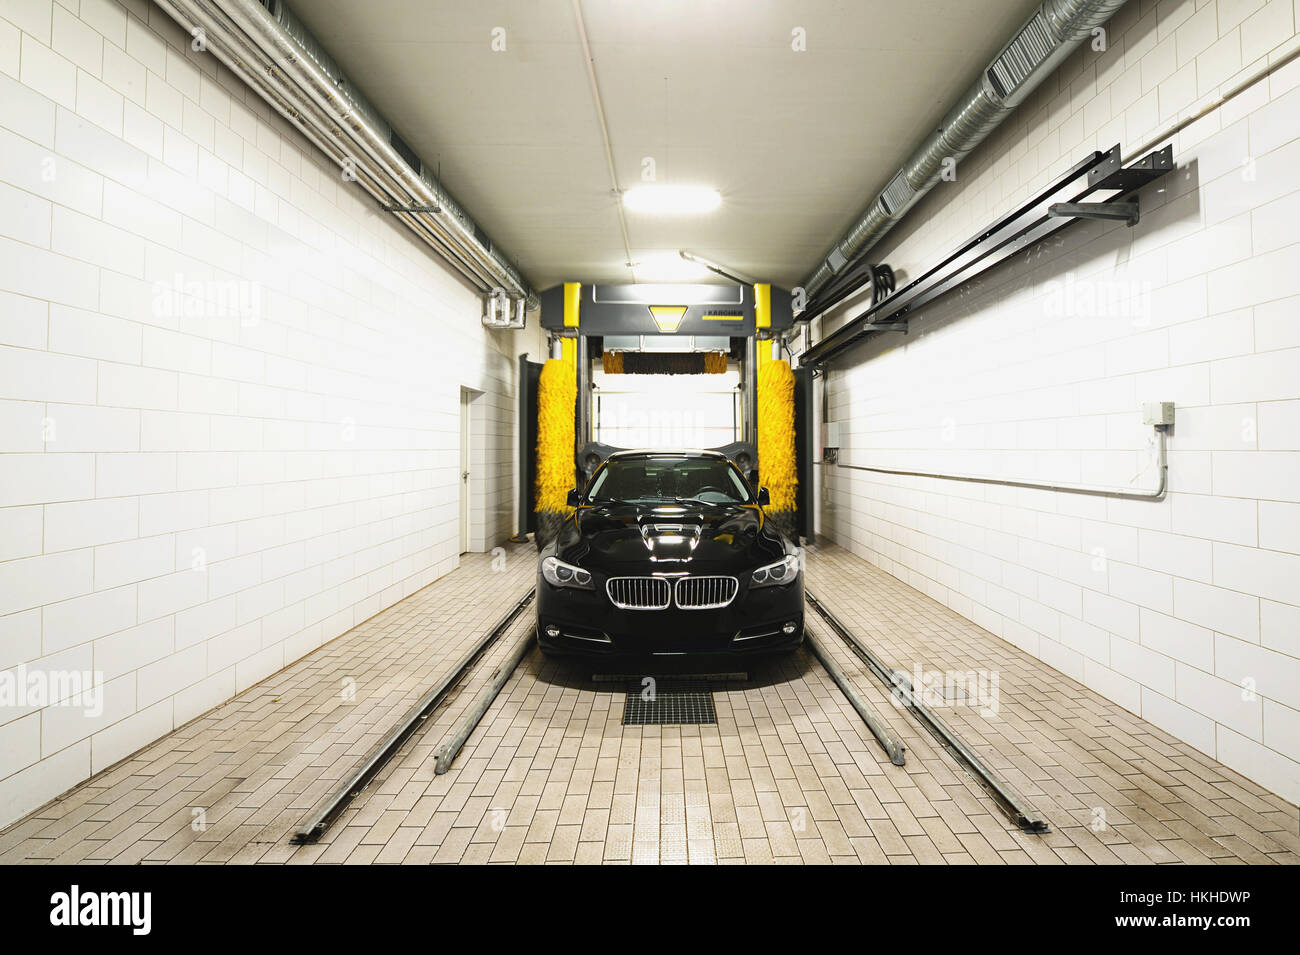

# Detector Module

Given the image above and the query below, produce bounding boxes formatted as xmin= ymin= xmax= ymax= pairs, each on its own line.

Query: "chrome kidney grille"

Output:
xmin=674 ymin=576 xmax=739 ymax=610
xmin=605 ymin=575 xmax=739 ymax=610
xmin=606 ymin=576 xmax=672 ymax=610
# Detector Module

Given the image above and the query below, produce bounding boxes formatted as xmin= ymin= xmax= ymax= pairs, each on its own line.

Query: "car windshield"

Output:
xmin=586 ymin=456 xmax=753 ymax=506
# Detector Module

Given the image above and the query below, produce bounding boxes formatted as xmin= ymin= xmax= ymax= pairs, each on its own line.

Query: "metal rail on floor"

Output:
xmin=434 ymin=625 xmax=535 ymax=774
xmin=291 ymin=587 xmax=536 ymax=844
xmin=805 ymin=591 xmax=1050 ymax=834
xmin=806 ymin=626 xmax=906 ymax=766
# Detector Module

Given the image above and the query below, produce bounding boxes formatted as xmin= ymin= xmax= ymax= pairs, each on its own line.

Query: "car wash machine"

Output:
xmin=518 ymin=282 xmax=814 ymax=549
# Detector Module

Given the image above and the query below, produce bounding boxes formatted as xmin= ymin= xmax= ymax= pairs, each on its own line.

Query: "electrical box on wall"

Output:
xmin=1142 ymin=402 xmax=1175 ymax=427
xmin=822 ymin=422 xmax=841 ymax=464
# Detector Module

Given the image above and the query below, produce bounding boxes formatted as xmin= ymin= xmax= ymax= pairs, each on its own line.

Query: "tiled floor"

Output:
xmin=804 ymin=544 xmax=1300 ymax=865
xmin=2 ymin=542 xmax=1297 ymax=864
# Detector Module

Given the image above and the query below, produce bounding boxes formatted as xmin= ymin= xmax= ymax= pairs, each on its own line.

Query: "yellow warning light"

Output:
xmin=648 ymin=305 xmax=688 ymax=333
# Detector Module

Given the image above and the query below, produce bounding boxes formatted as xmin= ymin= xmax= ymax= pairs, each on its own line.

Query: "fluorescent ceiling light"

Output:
xmin=623 ymin=185 xmax=721 ymax=214
xmin=631 ymin=253 xmax=709 ymax=283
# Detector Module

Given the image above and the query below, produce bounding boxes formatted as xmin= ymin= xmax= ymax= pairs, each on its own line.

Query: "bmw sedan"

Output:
xmin=536 ymin=450 xmax=804 ymax=659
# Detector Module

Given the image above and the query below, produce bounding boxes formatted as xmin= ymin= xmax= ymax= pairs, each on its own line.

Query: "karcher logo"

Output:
xmin=648 ymin=305 xmax=687 ymax=332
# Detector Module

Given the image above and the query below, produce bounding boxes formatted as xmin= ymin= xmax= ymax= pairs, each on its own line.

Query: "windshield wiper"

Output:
xmin=586 ymin=498 xmax=637 ymax=508
xmin=672 ymin=497 xmax=736 ymax=508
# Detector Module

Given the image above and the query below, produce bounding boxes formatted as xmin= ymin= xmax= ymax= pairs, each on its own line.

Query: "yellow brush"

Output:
xmin=535 ymin=357 xmax=577 ymax=517
xmin=757 ymin=359 xmax=798 ymax=513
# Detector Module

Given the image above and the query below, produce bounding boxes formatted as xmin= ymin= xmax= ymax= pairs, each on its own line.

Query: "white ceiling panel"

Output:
xmin=290 ymin=0 xmax=1043 ymax=289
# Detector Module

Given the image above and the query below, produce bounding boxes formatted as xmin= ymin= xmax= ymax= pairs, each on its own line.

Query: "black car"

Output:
xmin=536 ymin=450 xmax=804 ymax=659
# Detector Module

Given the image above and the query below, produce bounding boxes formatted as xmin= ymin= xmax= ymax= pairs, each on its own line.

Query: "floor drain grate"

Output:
xmin=622 ymin=684 xmax=717 ymax=725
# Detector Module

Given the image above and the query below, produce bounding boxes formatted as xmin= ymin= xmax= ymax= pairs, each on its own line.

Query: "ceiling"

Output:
xmin=291 ymin=0 xmax=1043 ymax=290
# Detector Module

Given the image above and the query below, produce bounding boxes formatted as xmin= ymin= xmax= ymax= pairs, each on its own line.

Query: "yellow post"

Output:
xmin=561 ymin=280 xmax=579 ymax=365
xmin=754 ymin=282 xmax=772 ymax=373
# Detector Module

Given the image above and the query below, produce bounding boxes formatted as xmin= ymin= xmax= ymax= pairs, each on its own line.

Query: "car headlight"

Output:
xmin=751 ymin=554 xmax=800 ymax=588
xmin=542 ymin=556 xmax=594 ymax=590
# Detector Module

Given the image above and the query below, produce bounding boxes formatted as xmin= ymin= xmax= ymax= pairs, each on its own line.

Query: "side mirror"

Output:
xmin=566 ymin=489 xmax=582 ymax=507
xmin=757 ymin=487 xmax=770 ymax=506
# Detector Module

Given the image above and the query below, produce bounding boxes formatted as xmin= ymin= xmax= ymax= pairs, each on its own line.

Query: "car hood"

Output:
xmin=556 ymin=503 xmax=784 ymax=570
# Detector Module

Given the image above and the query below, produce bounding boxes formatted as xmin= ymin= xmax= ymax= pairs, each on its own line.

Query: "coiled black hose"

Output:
xmin=870 ymin=264 xmax=896 ymax=305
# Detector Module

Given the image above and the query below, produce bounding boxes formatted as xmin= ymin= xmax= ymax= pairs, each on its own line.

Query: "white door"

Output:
xmin=459 ymin=388 xmax=471 ymax=554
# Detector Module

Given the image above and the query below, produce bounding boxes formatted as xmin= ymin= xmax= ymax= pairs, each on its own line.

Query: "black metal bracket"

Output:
xmin=1049 ymin=200 xmax=1140 ymax=226
xmin=799 ymin=143 xmax=1174 ymax=367
xmin=381 ymin=202 xmax=441 ymax=213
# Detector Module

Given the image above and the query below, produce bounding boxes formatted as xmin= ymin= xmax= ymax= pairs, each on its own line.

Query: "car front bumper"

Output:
xmin=535 ymin=571 xmax=805 ymax=658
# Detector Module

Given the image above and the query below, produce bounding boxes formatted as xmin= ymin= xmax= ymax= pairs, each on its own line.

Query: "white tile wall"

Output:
xmin=0 ymin=0 xmax=536 ymax=827
xmin=817 ymin=0 xmax=1300 ymax=802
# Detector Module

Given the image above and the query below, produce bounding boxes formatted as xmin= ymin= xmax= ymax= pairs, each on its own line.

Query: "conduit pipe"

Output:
xmin=223 ymin=0 xmax=534 ymax=305
xmin=160 ymin=0 xmax=507 ymax=292
xmin=154 ymin=0 xmax=535 ymax=308
xmin=834 ymin=425 xmax=1168 ymax=501
xmin=154 ymin=0 xmax=491 ymax=290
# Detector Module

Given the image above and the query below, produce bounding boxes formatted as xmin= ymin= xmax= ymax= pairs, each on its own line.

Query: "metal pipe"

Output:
xmin=220 ymin=0 xmax=532 ymax=302
xmin=743 ymin=339 xmax=758 ymax=442
xmin=679 ymin=250 xmax=756 ymax=285
xmin=434 ymin=626 xmax=534 ymax=774
xmin=160 ymin=0 xmax=534 ymax=305
xmin=291 ymin=587 xmax=536 ymax=843
xmin=805 ymin=627 xmax=906 ymax=766
xmin=802 ymin=0 xmax=1131 ymax=301
xmin=832 ymin=426 xmax=1168 ymax=501
xmin=160 ymin=0 xmax=507 ymax=293
xmin=806 ymin=592 xmax=1049 ymax=833
xmin=576 ymin=333 xmax=591 ymax=450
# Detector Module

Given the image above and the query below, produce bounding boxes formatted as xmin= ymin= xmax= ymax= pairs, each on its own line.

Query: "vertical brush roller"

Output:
xmin=534 ymin=356 xmax=576 ymax=548
xmin=757 ymin=357 xmax=798 ymax=539
xmin=753 ymin=283 xmax=798 ymax=537
xmin=535 ymin=283 xmax=581 ymax=549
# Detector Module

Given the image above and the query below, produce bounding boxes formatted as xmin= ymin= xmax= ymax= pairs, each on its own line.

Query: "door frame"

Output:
xmin=459 ymin=386 xmax=472 ymax=554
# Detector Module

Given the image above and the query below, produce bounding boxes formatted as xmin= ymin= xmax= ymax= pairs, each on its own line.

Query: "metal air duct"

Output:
xmin=801 ymin=0 xmax=1130 ymax=302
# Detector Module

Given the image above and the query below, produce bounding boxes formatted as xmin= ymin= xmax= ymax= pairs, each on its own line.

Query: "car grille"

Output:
xmin=605 ymin=575 xmax=739 ymax=610
xmin=674 ymin=576 xmax=739 ymax=610
xmin=606 ymin=576 xmax=672 ymax=610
